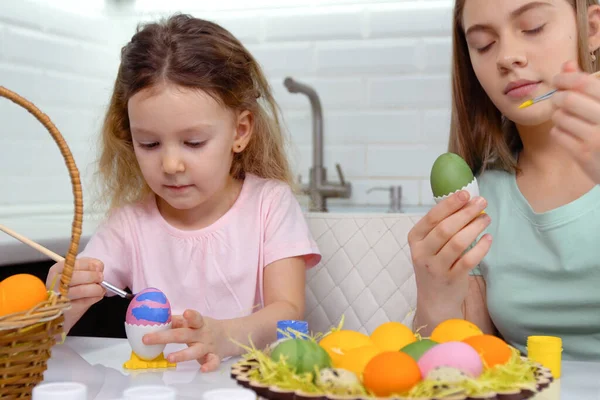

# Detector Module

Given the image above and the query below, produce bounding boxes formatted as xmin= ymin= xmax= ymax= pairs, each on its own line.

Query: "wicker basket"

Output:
xmin=0 ymin=86 xmax=83 ymax=399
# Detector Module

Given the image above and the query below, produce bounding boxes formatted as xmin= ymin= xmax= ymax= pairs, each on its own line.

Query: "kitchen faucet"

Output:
xmin=283 ymin=77 xmax=352 ymax=212
xmin=366 ymin=185 xmax=403 ymax=213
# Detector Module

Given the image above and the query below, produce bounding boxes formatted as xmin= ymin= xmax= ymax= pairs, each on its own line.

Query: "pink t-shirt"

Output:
xmin=79 ymin=174 xmax=321 ymax=319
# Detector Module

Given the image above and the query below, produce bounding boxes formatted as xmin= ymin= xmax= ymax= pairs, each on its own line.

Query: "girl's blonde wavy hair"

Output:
xmin=95 ymin=14 xmax=293 ymax=212
xmin=448 ymin=0 xmax=600 ymax=175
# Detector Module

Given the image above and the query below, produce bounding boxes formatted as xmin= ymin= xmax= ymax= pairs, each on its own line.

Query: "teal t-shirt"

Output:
xmin=471 ymin=169 xmax=600 ymax=361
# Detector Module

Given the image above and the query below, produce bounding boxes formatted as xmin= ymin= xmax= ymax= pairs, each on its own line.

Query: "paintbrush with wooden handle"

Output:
xmin=0 ymin=223 xmax=133 ymax=299
xmin=519 ymin=70 xmax=600 ymax=108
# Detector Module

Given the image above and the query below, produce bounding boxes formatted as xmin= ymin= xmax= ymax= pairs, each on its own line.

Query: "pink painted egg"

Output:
xmin=417 ymin=341 xmax=483 ymax=378
xmin=125 ymin=287 xmax=172 ymax=326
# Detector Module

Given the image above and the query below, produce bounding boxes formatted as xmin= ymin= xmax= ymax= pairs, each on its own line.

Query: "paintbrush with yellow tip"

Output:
xmin=519 ymin=70 xmax=600 ymax=109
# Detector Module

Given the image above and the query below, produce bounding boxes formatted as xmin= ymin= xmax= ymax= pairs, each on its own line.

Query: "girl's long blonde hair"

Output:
xmin=95 ymin=14 xmax=293 ymax=212
xmin=448 ymin=0 xmax=600 ymax=175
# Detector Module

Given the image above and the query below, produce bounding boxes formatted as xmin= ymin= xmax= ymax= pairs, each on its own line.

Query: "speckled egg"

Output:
xmin=126 ymin=287 xmax=172 ymax=326
xmin=316 ymin=368 xmax=361 ymax=392
xmin=418 ymin=341 xmax=483 ymax=379
xmin=427 ymin=366 xmax=470 ymax=382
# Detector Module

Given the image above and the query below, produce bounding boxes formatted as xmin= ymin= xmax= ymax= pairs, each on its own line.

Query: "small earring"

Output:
xmin=591 ymin=52 xmax=597 ymax=62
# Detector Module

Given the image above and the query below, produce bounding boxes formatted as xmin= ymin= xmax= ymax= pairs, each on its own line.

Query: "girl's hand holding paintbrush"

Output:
xmin=548 ymin=61 xmax=600 ymax=184
xmin=47 ymin=258 xmax=106 ymax=333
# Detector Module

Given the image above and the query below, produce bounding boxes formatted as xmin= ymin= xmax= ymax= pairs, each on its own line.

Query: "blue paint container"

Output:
xmin=276 ymin=320 xmax=309 ymax=340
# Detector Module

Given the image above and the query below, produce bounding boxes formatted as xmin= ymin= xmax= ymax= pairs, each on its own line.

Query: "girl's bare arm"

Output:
xmin=414 ymin=275 xmax=495 ymax=336
xmin=464 ymin=275 xmax=496 ymax=334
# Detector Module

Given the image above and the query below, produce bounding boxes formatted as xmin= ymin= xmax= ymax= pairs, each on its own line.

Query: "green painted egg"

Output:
xmin=430 ymin=152 xmax=474 ymax=198
xmin=270 ymin=338 xmax=332 ymax=374
xmin=401 ymin=339 xmax=438 ymax=362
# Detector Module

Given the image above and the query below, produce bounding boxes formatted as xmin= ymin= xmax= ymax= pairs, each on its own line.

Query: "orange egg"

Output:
xmin=0 ymin=274 xmax=48 ymax=316
xmin=370 ymin=321 xmax=416 ymax=352
xmin=362 ymin=351 xmax=422 ymax=397
xmin=463 ymin=334 xmax=512 ymax=368
xmin=319 ymin=330 xmax=375 ymax=366
xmin=430 ymin=319 xmax=483 ymax=343
xmin=336 ymin=345 xmax=382 ymax=377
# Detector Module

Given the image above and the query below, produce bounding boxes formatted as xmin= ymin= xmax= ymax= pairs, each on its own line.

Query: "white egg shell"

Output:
xmin=433 ymin=177 xmax=479 ymax=204
xmin=125 ymin=322 xmax=171 ymax=360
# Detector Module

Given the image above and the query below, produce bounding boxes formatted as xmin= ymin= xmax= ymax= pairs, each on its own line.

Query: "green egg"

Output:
xmin=270 ymin=338 xmax=332 ymax=374
xmin=401 ymin=339 xmax=438 ymax=361
xmin=430 ymin=152 xmax=475 ymax=198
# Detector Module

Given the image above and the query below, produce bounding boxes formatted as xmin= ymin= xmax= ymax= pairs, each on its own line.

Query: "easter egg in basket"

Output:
xmin=418 ymin=341 xmax=484 ymax=379
xmin=370 ymin=321 xmax=416 ymax=352
xmin=362 ymin=351 xmax=422 ymax=397
xmin=0 ymin=274 xmax=48 ymax=317
xmin=463 ymin=334 xmax=512 ymax=368
xmin=335 ymin=344 xmax=381 ymax=378
xmin=318 ymin=329 xmax=374 ymax=366
xmin=430 ymin=318 xmax=483 ymax=343
xmin=316 ymin=368 xmax=361 ymax=392
xmin=123 ymin=287 xmax=175 ymax=369
xmin=401 ymin=338 xmax=438 ymax=362
xmin=270 ymin=338 xmax=332 ymax=374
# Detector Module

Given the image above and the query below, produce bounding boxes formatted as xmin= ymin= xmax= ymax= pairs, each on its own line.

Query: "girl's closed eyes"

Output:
xmin=134 ymin=141 xmax=207 ymax=149
xmin=468 ymin=21 xmax=550 ymax=54
xmin=474 ymin=23 xmax=547 ymax=53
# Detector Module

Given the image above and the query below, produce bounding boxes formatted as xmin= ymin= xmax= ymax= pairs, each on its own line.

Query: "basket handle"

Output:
xmin=0 ymin=86 xmax=82 ymax=298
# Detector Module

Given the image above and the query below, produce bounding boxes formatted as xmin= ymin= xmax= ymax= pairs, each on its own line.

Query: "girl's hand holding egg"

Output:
xmin=550 ymin=61 xmax=600 ymax=184
xmin=142 ymin=309 xmax=226 ymax=372
xmin=46 ymin=257 xmax=105 ymax=333
xmin=408 ymin=153 xmax=492 ymax=323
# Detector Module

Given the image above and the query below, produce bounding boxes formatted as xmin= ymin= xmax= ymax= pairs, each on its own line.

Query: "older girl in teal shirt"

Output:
xmin=409 ymin=0 xmax=600 ymax=361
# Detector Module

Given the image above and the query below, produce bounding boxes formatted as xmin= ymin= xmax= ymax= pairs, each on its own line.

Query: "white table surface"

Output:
xmin=43 ymin=336 xmax=600 ymax=400
xmin=45 ymin=337 xmax=240 ymax=399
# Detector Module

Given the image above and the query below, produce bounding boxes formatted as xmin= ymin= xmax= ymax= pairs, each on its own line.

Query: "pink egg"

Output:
xmin=125 ymin=287 xmax=172 ymax=326
xmin=417 ymin=341 xmax=483 ymax=378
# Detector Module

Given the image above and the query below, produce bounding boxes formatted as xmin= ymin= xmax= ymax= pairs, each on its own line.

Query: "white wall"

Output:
xmin=0 ymin=0 xmax=454 ymax=218
xmin=0 ymin=1 xmax=123 ymax=218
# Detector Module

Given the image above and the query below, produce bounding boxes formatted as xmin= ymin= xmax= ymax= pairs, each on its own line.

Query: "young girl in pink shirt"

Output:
xmin=46 ymin=14 xmax=321 ymax=372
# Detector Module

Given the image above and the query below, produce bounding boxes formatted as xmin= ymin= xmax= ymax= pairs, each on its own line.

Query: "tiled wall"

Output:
xmin=0 ymin=0 xmax=453 ymax=218
xmin=0 ymin=1 xmax=122 ymax=218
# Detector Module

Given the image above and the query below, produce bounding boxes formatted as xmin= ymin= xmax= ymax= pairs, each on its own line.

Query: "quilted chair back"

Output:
xmin=304 ymin=214 xmax=421 ymax=335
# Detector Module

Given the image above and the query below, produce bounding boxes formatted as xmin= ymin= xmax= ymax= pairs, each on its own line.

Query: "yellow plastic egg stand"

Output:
xmin=0 ymin=87 xmax=81 ymax=399
xmin=124 ymin=352 xmax=176 ymax=370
